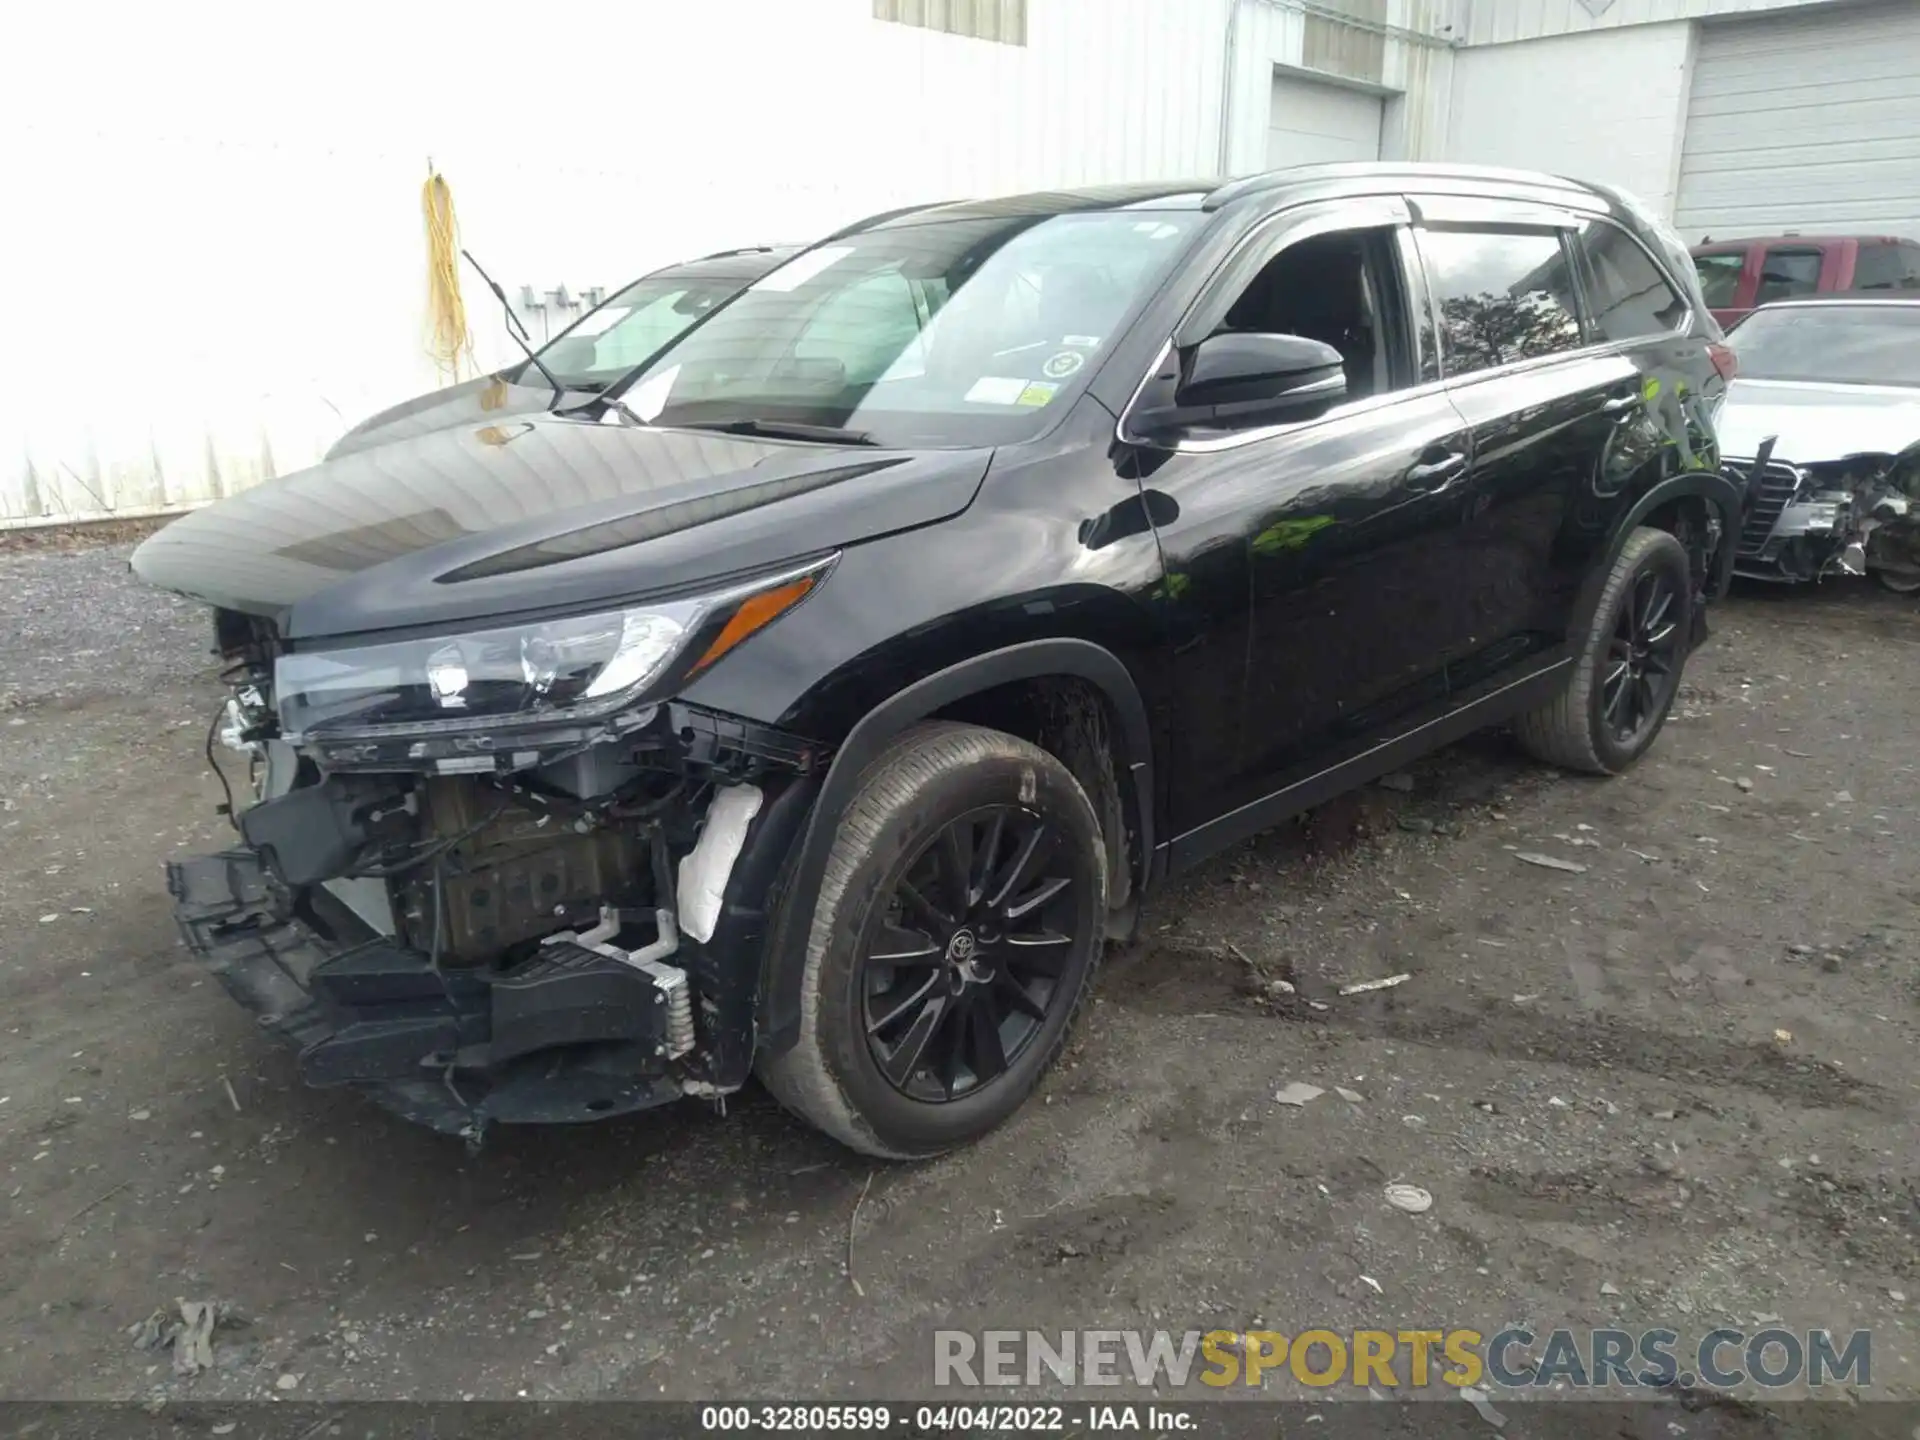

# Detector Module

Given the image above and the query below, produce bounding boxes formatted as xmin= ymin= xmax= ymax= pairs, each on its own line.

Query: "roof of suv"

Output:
xmin=846 ymin=162 xmax=1623 ymax=233
xmin=654 ymin=244 xmax=800 ymax=282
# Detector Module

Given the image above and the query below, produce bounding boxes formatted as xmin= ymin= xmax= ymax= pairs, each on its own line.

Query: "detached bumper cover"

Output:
xmin=166 ymin=849 xmax=684 ymax=1135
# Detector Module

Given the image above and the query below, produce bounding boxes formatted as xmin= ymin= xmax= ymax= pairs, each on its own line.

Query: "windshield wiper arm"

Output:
xmin=679 ymin=419 xmax=879 ymax=446
xmin=460 ymin=250 xmax=567 ymax=405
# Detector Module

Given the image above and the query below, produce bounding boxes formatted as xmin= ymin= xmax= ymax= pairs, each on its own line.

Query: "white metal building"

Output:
xmin=2 ymin=0 xmax=1914 ymax=524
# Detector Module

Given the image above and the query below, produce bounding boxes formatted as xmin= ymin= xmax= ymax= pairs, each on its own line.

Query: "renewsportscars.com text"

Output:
xmin=934 ymin=1327 xmax=1871 ymax=1390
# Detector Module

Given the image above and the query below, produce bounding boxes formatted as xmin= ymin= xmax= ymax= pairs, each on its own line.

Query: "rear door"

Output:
xmin=1409 ymin=196 xmax=1645 ymax=698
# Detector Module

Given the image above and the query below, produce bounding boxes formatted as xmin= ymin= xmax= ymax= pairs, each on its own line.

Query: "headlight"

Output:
xmin=275 ymin=558 xmax=829 ymax=739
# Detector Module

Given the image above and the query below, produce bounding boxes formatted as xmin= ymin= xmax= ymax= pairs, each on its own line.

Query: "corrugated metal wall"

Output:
xmin=1675 ymin=0 xmax=1920 ymax=242
xmin=1447 ymin=21 xmax=1697 ymax=214
xmin=1462 ymin=0 xmax=1841 ymax=46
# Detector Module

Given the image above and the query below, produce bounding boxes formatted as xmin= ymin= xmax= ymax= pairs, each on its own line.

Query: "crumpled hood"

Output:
xmin=1716 ymin=379 xmax=1920 ymax=466
xmin=132 ymin=414 xmax=988 ymax=640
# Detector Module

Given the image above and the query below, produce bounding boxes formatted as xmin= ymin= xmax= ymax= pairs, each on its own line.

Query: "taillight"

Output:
xmin=1708 ymin=342 xmax=1738 ymax=382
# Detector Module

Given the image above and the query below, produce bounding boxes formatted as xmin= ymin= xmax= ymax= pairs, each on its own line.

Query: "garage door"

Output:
xmin=1676 ymin=2 xmax=1920 ymax=244
xmin=1268 ymin=72 xmax=1382 ymax=169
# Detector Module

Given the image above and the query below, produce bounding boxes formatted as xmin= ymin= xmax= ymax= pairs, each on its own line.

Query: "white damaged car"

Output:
xmin=1715 ymin=295 xmax=1920 ymax=592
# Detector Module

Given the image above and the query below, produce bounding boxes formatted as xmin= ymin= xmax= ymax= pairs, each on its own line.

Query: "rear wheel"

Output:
xmin=1871 ymin=567 xmax=1920 ymax=596
xmin=757 ymin=722 xmax=1106 ymax=1158
xmin=1513 ymin=526 xmax=1693 ymax=775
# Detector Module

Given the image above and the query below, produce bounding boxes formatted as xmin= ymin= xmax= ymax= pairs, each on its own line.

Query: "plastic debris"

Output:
xmin=1384 ymin=1183 xmax=1432 ymax=1214
xmin=1773 ymin=1028 xmax=1793 ymax=1045
xmin=128 ymin=1298 xmax=241 ymax=1376
xmin=1334 ymin=1086 xmax=1365 ymax=1104
xmin=1359 ymin=1274 xmax=1383 ymax=1294
xmin=1274 ymin=1083 xmax=1326 ymax=1107
xmin=1601 ymin=1281 xmax=1621 ymax=1296
xmin=1515 ymin=851 xmax=1588 ymax=874
xmin=1339 ymin=973 xmax=1411 ymax=996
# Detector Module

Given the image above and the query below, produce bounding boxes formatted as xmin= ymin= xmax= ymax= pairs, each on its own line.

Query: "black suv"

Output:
xmin=134 ymin=164 xmax=1740 ymax=1158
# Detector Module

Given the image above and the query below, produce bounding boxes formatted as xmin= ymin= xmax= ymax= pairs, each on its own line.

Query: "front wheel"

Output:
xmin=1512 ymin=526 xmax=1694 ymax=775
xmin=757 ymin=722 xmax=1107 ymax=1158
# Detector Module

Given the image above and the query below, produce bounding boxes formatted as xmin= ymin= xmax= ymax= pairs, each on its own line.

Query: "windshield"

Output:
xmin=610 ymin=211 xmax=1207 ymax=447
xmin=521 ymin=273 xmax=754 ymax=390
xmin=1730 ymin=304 xmax=1920 ymax=387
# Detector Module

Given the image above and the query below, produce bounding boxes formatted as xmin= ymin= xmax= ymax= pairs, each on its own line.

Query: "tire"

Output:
xmin=756 ymin=722 xmax=1107 ymax=1158
xmin=1513 ymin=526 xmax=1693 ymax=776
xmin=1871 ymin=567 xmax=1920 ymax=596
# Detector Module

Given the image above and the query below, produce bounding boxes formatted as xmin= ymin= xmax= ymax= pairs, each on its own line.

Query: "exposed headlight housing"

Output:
xmin=275 ymin=557 xmax=831 ymax=740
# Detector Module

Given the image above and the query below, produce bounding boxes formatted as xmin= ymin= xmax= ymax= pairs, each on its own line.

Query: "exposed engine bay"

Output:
xmin=174 ymin=609 xmax=825 ymax=1145
xmin=1731 ymin=440 xmax=1920 ymax=588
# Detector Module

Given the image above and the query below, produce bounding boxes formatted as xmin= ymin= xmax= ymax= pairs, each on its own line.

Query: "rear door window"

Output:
xmin=1419 ymin=227 xmax=1585 ymax=377
xmin=1851 ymin=243 xmax=1920 ymax=292
xmin=1754 ymin=247 xmax=1823 ymax=305
xmin=1692 ymin=251 xmax=1746 ymax=309
xmin=1575 ymin=221 xmax=1690 ymax=341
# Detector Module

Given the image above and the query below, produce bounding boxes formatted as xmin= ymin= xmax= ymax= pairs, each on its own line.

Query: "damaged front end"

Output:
xmin=170 ymin=583 xmax=829 ymax=1145
xmin=1729 ymin=439 xmax=1920 ymax=586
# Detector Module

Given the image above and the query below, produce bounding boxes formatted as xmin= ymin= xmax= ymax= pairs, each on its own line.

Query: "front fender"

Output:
xmin=753 ymin=637 xmax=1155 ymax=1054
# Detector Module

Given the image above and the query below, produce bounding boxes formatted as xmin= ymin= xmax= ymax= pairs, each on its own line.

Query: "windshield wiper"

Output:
xmin=678 ymin=419 xmax=879 ymax=447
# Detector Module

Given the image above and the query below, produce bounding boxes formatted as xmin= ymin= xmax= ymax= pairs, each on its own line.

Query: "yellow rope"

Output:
xmin=422 ymin=169 xmax=476 ymax=382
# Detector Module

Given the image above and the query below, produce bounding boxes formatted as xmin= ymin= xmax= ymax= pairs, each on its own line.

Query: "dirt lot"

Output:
xmin=1 ymin=538 xmax=1915 ymax=1417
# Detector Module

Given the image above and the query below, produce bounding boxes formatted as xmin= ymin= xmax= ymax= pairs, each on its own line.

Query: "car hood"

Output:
xmin=132 ymin=414 xmax=988 ymax=640
xmin=1716 ymin=379 xmax=1920 ymax=465
xmin=324 ymin=373 xmax=599 ymax=460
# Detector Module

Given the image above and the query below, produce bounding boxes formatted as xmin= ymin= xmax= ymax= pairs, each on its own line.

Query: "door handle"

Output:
xmin=1405 ymin=451 xmax=1468 ymax=491
xmin=1601 ymin=391 xmax=1642 ymax=415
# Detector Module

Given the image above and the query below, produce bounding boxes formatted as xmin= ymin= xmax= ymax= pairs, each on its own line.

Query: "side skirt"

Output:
xmin=1165 ymin=660 xmax=1574 ymax=874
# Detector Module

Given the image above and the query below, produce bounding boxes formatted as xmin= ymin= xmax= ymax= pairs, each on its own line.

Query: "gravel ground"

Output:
xmin=0 ymin=540 xmax=1916 ymax=1425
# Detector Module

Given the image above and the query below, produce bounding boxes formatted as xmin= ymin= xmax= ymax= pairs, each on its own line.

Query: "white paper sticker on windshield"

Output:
xmin=626 ymin=364 xmax=681 ymax=422
xmin=1063 ymin=335 xmax=1102 ymax=349
xmin=568 ymin=306 xmax=633 ymax=338
xmin=750 ymin=246 xmax=855 ymax=293
xmin=965 ymin=376 xmax=1029 ymax=405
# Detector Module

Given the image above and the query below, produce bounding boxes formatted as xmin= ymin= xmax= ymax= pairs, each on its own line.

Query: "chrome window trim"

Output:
xmin=1113 ymin=189 xmax=1712 ymax=453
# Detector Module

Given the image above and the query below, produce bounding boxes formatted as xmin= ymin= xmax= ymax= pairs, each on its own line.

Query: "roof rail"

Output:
xmin=1204 ymin=161 xmax=1593 ymax=210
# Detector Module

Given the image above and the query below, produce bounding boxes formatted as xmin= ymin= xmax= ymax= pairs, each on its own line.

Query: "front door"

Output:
xmin=1126 ymin=199 xmax=1481 ymax=855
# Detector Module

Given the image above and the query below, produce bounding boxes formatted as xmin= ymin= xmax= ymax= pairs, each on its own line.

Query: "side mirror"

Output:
xmin=1130 ymin=333 xmax=1347 ymax=438
xmin=1179 ymin=332 xmax=1347 ymax=411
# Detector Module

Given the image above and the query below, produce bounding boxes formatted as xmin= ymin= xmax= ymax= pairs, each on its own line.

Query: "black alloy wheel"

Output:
xmin=1601 ymin=562 xmax=1683 ymax=748
xmin=861 ymin=805 xmax=1079 ymax=1104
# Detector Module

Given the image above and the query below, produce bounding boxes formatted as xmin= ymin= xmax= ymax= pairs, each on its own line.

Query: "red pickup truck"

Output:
xmin=1690 ymin=234 xmax=1920 ymax=328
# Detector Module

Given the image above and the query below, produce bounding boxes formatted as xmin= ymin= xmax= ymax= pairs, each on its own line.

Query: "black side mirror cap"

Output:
xmin=1130 ymin=332 xmax=1348 ymax=439
xmin=1179 ymin=332 xmax=1347 ymax=409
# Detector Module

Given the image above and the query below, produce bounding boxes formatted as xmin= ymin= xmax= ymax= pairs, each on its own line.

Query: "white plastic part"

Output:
xmin=676 ymin=784 xmax=764 ymax=945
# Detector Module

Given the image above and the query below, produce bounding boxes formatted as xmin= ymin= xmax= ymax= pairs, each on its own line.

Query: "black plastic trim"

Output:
xmin=1167 ymin=661 xmax=1572 ymax=871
